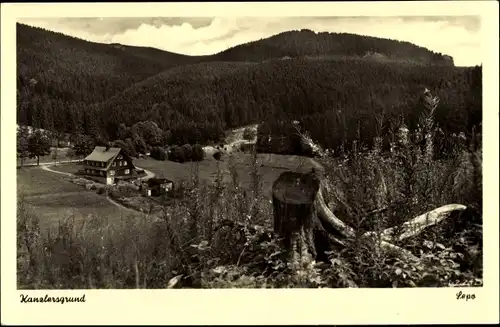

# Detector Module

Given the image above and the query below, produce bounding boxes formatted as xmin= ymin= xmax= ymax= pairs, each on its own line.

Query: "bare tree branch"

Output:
xmin=362 ymin=204 xmax=467 ymax=242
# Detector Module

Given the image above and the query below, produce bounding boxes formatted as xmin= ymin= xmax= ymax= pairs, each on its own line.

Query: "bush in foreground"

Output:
xmin=17 ymin=130 xmax=482 ymax=289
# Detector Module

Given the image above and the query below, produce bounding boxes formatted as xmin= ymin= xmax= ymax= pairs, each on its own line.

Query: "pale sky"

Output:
xmin=18 ymin=16 xmax=481 ymax=67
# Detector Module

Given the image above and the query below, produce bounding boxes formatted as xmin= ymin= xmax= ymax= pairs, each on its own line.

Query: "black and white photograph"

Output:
xmin=2 ymin=1 xmax=499 ymax=325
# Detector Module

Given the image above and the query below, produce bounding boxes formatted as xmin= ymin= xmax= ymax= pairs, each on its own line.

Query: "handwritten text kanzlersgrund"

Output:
xmin=20 ymin=294 xmax=86 ymax=304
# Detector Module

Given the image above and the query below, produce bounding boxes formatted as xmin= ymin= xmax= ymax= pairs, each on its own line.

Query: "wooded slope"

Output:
xmin=17 ymin=23 xmax=481 ymax=152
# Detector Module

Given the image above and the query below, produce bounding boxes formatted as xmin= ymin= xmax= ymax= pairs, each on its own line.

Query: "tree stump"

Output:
xmin=272 ymin=171 xmax=325 ymax=262
xmin=272 ymin=166 xmax=468 ymax=266
xmin=272 ymin=169 xmax=361 ymax=263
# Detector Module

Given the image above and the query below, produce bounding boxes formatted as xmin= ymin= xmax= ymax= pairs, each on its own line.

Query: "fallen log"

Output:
xmin=270 ymin=132 xmax=469 ymax=274
xmin=272 ymin=169 xmax=467 ymax=265
xmin=362 ymin=204 xmax=467 ymax=242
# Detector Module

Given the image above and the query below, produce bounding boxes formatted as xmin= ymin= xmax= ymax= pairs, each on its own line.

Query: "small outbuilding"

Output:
xmin=143 ymin=177 xmax=174 ymax=197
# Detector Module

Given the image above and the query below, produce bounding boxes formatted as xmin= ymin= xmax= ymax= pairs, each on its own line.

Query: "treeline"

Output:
xmin=100 ymin=59 xmax=482 ymax=152
xmin=17 ymin=24 xmax=481 ymax=155
xmin=99 ymin=62 xmax=259 ymax=146
xmin=212 ymin=29 xmax=455 ymax=65
xmin=67 ymin=120 xmax=205 ymax=164
xmin=17 ymin=127 xmax=51 ymax=166
xmin=16 ymin=23 xmax=197 ymax=133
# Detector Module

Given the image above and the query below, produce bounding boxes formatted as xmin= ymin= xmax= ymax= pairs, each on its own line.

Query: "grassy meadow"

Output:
xmin=17 ymin=166 xmax=141 ymax=234
xmin=133 ymin=152 xmax=317 ymax=199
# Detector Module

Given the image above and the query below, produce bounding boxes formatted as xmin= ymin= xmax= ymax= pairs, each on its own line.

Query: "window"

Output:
xmin=119 ymin=161 xmax=122 ymax=167
xmin=124 ymin=161 xmax=127 ymax=166
xmin=109 ymin=170 xmax=115 ymax=176
xmin=102 ymin=162 xmax=105 ymax=167
xmin=112 ymin=162 xmax=116 ymax=167
xmin=125 ymin=169 xmax=130 ymax=175
xmin=100 ymin=171 xmax=104 ymax=176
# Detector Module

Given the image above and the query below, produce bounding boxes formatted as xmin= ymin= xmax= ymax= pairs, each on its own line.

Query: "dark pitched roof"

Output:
xmin=146 ymin=178 xmax=173 ymax=187
xmin=84 ymin=146 xmax=121 ymax=163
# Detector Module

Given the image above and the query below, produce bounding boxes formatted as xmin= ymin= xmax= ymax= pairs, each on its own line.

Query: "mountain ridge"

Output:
xmin=17 ymin=23 xmax=480 ymax=153
xmin=211 ymin=29 xmax=455 ymax=66
xmin=18 ymin=23 xmax=456 ymax=65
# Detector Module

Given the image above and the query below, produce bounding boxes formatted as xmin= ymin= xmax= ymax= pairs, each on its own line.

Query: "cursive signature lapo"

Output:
xmin=456 ymin=291 xmax=476 ymax=301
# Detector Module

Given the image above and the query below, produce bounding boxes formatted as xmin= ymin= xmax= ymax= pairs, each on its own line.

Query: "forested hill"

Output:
xmin=100 ymin=58 xmax=481 ymax=149
xmin=17 ymin=22 xmax=479 ymax=153
xmin=16 ymin=23 xmax=199 ymax=132
xmin=209 ymin=29 xmax=455 ymax=65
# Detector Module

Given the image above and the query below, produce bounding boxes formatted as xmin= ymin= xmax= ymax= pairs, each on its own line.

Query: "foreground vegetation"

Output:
xmin=16 ymin=24 xmax=482 ymax=288
xmin=17 ymin=105 xmax=482 ymax=288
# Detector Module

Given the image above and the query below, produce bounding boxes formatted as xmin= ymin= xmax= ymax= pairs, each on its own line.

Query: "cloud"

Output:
xmin=18 ymin=16 xmax=481 ymax=66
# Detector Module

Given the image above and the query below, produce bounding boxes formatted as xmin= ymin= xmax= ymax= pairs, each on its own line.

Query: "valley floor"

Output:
xmin=16 ymin=150 xmax=316 ymax=233
xmin=17 ymin=166 xmax=144 ymax=233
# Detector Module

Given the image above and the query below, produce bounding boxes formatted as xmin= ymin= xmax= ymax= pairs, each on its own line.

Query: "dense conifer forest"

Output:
xmin=17 ymin=23 xmax=481 ymax=153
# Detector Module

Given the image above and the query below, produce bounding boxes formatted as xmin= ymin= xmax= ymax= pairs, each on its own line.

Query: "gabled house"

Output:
xmin=82 ymin=146 xmax=140 ymax=185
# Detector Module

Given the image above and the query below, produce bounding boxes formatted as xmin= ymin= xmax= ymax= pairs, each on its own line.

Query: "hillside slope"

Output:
xmin=16 ymin=23 xmax=199 ymax=133
xmin=17 ymin=23 xmax=479 ymax=152
xmin=100 ymin=58 xmax=481 ymax=148
xmin=210 ymin=29 xmax=455 ymax=65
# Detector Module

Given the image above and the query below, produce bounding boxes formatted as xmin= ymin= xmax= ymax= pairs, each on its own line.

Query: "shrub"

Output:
xmin=243 ymin=128 xmax=256 ymax=141
xmin=125 ymin=138 xmax=138 ymax=157
xmin=168 ymin=144 xmax=204 ymax=163
xmin=169 ymin=145 xmax=185 ymax=163
xmin=150 ymin=146 xmax=167 ymax=161
xmin=213 ymin=151 xmax=222 ymax=161
xmin=132 ymin=133 xmax=148 ymax=154
xmin=113 ymin=139 xmax=136 ymax=158
xmin=192 ymin=144 xmax=205 ymax=162
xmin=181 ymin=144 xmax=193 ymax=161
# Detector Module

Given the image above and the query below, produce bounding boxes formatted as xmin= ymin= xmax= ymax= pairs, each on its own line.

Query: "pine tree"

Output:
xmin=17 ymin=126 xmax=30 ymax=167
xmin=27 ymin=130 xmax=51 ymax=166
